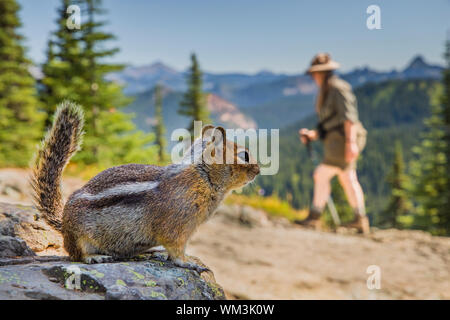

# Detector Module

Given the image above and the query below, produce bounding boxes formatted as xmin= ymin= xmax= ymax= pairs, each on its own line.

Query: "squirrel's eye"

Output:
xmin=238 ymin=151 xmax=250 ymax=163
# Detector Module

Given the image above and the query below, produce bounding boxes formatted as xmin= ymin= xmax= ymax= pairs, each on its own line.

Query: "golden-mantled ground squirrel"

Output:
xmin=31 ymin=101 xmax=260 ymax=272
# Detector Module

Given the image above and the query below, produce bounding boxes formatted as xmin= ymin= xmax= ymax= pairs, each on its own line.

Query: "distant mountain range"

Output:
xmin=114 ymin=55 xmax=443 ymax=132
xmin=342 ymin=56 xmax=443 ymax=88
xmin=109 ymin=55 xmax=442 ymax=98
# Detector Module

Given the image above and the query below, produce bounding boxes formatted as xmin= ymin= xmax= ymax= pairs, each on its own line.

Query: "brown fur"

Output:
xmin=31 ymin=102 xmax=260 ymax=264
xmin=30 ymin=101 xmax=84 ymax=231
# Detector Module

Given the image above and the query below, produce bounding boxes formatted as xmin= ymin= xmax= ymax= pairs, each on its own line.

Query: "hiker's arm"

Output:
xmin=344 ymin=120 xmax=359 ymax=163
xmin=299 ymin=128 xmax=318 ymax=144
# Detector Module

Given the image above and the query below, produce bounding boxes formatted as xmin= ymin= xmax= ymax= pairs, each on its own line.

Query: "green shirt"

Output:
xmin=318 ymin=75 xmax=360 ymax=131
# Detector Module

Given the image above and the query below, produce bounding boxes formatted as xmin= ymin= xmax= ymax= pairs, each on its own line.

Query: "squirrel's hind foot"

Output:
xmin=83 ymin=255 xmax=114 ymax=264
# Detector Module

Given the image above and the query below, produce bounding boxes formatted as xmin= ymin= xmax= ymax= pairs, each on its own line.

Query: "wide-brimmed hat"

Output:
xmin=306 ymin=53 xmax=340 ymax=74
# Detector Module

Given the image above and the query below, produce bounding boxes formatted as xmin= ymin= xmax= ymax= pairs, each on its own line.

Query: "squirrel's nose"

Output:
xmin=253 ymin=166 xmax=260 ymax=175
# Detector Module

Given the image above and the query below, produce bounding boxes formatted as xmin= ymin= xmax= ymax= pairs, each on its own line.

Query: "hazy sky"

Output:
xmin=18 ymin=0 xmax=450 ymax=74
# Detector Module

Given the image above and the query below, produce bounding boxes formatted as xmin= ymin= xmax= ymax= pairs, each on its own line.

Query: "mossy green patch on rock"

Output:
xmin=128 ymin=269 xmax=145 ymax=280
xmin=116 ymin=279 xmax=127 ymax=286
xmin=150 ymin=291 xmax=167 ymax=299
xmin=89 ymin=269 xmax=105 ymax=278
xmin=0 ymin=271 xmax=23 ymax=286
xmin=177 ymin=277 xmax=185 ymax=286
xmin=207 ymin=281 xmax=225 ymax=298
xmin=145 ymin=280 xmax=156 ymax=287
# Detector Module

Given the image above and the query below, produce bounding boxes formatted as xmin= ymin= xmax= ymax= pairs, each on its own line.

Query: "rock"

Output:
xmin=216 ymin=204 xmax=271 ymax=228
xmin=0 ymin=202 xmax=225 ymax=300
xmin=240 ymin=206 xmax=271 ymax=227
xmin=271 ymin=216 xmax=293 ymax=228
xmin=1 ymin=185 xmax=21 ymax=199
xmin=0 ymin=235 xmax=35 ymax=258
xmin=0 ymin=202 xmax=65 ymax=256
xmin=0 ymin=255 xmax=225 ymax=300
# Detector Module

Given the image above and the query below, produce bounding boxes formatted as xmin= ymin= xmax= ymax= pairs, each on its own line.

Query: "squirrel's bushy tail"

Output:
xmin=31 ymin=101 xmax=85 ymax=231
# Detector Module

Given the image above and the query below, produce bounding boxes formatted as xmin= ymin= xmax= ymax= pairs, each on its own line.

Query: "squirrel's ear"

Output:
xmin=202 ymin=125 xmax=226 ymax=146
xmin=211 ymin=126 xmax=225 ymax=146
xmin=202 ymin=125 xmax=215 ymax=140
xmin=211 ymin=127 xmax=226 ymax=146
xmin=202 ymin=126 xmax=227 ymax=165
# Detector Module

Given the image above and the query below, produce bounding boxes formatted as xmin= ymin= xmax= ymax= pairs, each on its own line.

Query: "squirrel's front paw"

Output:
xmin=171 ymin=258 xmax=210 ymax=274
xmin=83 ymin=255 xmax=114 ymax=264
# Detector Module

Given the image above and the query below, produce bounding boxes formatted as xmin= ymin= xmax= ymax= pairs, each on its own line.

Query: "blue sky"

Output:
xmin=18 ymin=0 xmax=450 ymax=74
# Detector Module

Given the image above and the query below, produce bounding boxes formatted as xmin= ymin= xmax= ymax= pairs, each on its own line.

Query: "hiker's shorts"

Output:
xmin=322 ymin=125 xmax=367 ymax=170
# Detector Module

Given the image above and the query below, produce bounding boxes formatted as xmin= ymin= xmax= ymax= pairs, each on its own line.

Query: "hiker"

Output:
xmin=297 ymin=53 xmax=369 ymax=234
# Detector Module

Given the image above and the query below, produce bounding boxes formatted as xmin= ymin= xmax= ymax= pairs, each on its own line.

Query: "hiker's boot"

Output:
xmin=343 ymin=214 xmax=370 ymax=235
xmin=295 ymin=208 xmax=322 ymax=230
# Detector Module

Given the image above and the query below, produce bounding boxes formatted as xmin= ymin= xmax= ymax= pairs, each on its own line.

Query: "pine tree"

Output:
xmin=75 ymin=0 xmax=131 ymax=164
xmin=40 ymin=0 xmax=157 ymax=167
xmin=380 ymin=141 xmax=411 ymax=228
xmin=39 ymin=0 xmax=82 ymax=127
xmin=179 ymin=53 xmax=210 ymax=136
xmin=410 ymin=41 xmax=450 ymax=236
xmin=0 ymin=0 xmax=44 ymax=167
xmin=153 ymin=84 xmax=167 ymax=163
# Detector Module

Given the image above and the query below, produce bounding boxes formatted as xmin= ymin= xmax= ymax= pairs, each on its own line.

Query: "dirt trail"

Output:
xmin=188 ymin=216 xmax=450 ymax=299
xmin=1 ymin=168 xmax=449 ymax=300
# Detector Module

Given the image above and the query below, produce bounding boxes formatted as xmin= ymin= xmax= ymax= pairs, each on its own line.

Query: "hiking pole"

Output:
xmin=303 ymin=136 xmax=341 ymax=226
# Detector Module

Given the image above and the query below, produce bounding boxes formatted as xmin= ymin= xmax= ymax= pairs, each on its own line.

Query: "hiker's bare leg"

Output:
xmin=297 ymin=164 xmax=340 ymax=227
xmin=337 ymin=168 xmax=365 ymax=215
xmin=337 ymin=167 xmax=370 ymax=234
xmin=312 ymin=164 xmax=340 ymax=211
